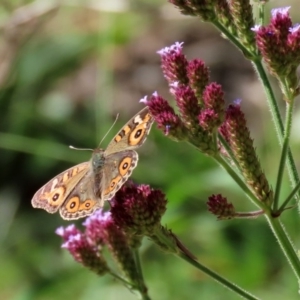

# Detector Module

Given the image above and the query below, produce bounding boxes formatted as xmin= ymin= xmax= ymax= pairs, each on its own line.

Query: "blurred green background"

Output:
xmin=1 ymin=0 xmax=300 ymax=299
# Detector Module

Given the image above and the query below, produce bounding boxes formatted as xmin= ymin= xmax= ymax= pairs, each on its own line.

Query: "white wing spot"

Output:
xmin=134 ymin=115 xmax=143 ymax=123
xmin=50 ymin=178 xmax=58 ymax=191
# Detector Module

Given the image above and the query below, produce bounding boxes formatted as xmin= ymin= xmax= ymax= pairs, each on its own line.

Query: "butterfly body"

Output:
xmin=31 ymin=107 xmax=153 ymax=220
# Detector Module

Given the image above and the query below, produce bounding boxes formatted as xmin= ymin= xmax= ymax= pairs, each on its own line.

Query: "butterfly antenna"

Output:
xmin=98 ymin=113 xmax=119 ymax=146
xmin=69 ymin=145 xmax=93 ymax=151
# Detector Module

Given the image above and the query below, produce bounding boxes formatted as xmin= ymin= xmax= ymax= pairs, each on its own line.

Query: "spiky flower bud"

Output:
xmin=157 ymin=42 xmax=189 ymax=86
xmin=169 ymin=0 xmax=216 ymax=21
xmin=229 ymin=0 xmax=256 ymax=51
xmin=198 ymin=108 xmax=220 ymax=130
xmin=216 ymin=0 xmax=236 ymax=34
xmin=173 ymin=84 xmax=201 ymax=129
xmin=101 ymin=218 xmax=139 ymax=283
xmin=207 ymin=194 xmax=236 ymax=220
xmin=140 ymin=93 xmax=187 ymax=140
xmin=202 ymin=83 xmax=225 ymax=124
xmin=220 ymin=102 xmax=273 ymax=204
xmin=187 ymin=59 xmax=210 ymax=102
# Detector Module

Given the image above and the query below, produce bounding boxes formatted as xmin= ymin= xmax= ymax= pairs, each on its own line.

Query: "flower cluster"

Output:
xmin=142 ymin=41 xmax=273 ymax=209
xmin=56 ymin=223 xmax=108 ymax=276
xmin=110 ymin=183 xmax=167 ymax=236
xmin=142 ymin=42 xmax=225 ymax=155
xmin=253 ymin=7 xmax=300 ymax=97
xmin=56 ymin=183 xmax=171 ymax=282
xmin=169 ymin=0 xmax=256 ymax=51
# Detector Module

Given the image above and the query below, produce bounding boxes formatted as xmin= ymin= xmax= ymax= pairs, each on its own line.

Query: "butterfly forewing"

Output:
xmin=31 ymin=162 xmax=89 ymax=213
xmin=105 ymin=107 xmax=154 ymax=154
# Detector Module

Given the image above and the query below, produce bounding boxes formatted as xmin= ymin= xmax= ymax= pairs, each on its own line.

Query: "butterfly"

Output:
xmin=31 ymin=107 xmax=154 ymax=220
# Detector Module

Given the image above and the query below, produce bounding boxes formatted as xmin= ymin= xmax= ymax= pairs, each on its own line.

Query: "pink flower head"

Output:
xmin=202 ymin=83 xmax=225 ymax=112
xmin=198 ymin=108 xmax=219 ymax=130
xmin=56 ymin=223 xmax=108 ymax=275
xmin=157 ymin=42 xmax=189 ymax=86
xmin=198 ymin=83 xmax=225 ymax=129
xmin=83 ymin=209 xmax=112 ymax=245
xmin=207 ymin=194 xmax=235 ymax=220
xmin=55 ymin=224 xmax=81 ymax=242
xmin=173 ymin=84 xmax=201 ymax=127
xmin=253 ymin=7 xmax=295 ymax=78
xmin=270 ymin=7 xmax=292 ymax=41
xmin=187 ymin=59 xmax=210 ymax=101
xmin=110 ymin=182 xmax=167 ymax=235
xmin=271 ymin=6 xmax=291 ymax=18
xmin=157 ymin=41 xmax=184 ymax=56
xmin=142 ymin=92 xmax=186 ymax=139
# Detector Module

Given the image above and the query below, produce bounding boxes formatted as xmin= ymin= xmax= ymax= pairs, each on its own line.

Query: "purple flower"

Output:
xmin=203 ymin=83 xmax=224 ymax=113
xmin=56 ymin=223 xmax=108 ymax=275
xmin=207 ymin=194 xmax=235 ymax=220
xmin=198 ymin=108 xmax=219 ymax=130
xmin=187 ymin=59 xmax=209 ymax=101
xmin=141 ymin=92 xmax=186 ymax=139
xmin=110 ymin=182 xmax=167 ymax=235
xmin=83 ymin=209 xmax=111 ymax=245
xmin=157 ymin=41 xmax=184 ymax=56
xmin=55 ymin=224 xmax=81 ymax=242
xmin=157 ymin=41 xmax=189 ymax=86
xmin=271 ymin=6 xmax=291 ymax=18
xmin=197 ymin=83 xmax=225 ymax=130
xmin=253 ymin=6 xmax=299 ymax=84
xmin=173 ymin=84 xmax=201 ymax=128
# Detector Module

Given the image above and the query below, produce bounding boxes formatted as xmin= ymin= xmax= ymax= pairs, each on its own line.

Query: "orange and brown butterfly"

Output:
xmin=31 ymin=107 xmax=154 ymax=220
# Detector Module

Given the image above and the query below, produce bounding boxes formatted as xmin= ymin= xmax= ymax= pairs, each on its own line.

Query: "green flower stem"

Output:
xmin=278 ymin=181 xmax=300 ymax=213
xmin=132 ymin=249 xmax=150 ymax=300
xmin=265 ymin=215 xmax=300 ymax=280
xmin=110 ymin=261 xmax=151 ymax=300
xmin=215 ymin=146 xmax=300 ymax=277
xmin=216 ymin=154 xmax=300 ymax=279
xmin=213 ymin=154 xmax=266 ymax=210
xmin=274 ymin=99 xmax=295 ymax=210
xmin=178 ymin=251 xmax=259 ymax=300
xmin=252 ymin=62 xmax=283 ymax=136
xmin=109 ymin=271 xmax=133 ymax=286
xmin=212 ymin=129 xmax=218 ymax=151
xmin=152 ymin=227 xmax=259 ymax=300
xmin=253 ymin=61 xmax=299 ymax=198
xmin=234 ymin=210 xmax=264 ymax=219
xmin=212 ymin=21 xmax=253 ymax=59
